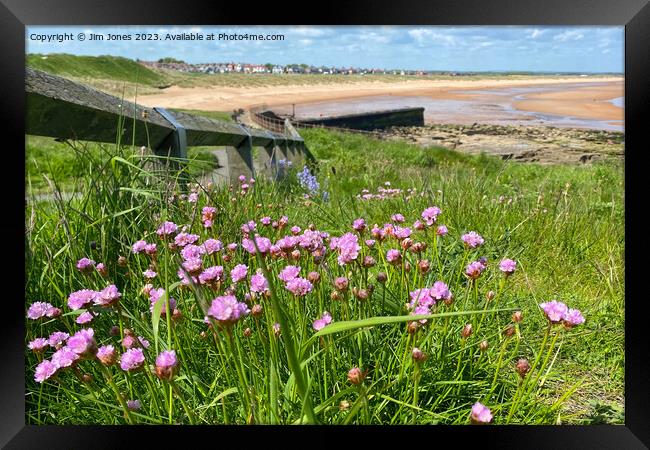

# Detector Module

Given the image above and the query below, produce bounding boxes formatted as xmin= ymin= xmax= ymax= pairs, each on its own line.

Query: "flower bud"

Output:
xmin=117 ymin=256 xmax=127 ymax=267
xmin=512 ymin=311 xmax=523 ymax=323
xmin=362 ymin=256 xmax=376 ymax=268
xmin=443 ymin=294 xmax=454 ymax=306
xmin=347 ymin=367 xmax=365 ymax=385
xmin=503 ymin=325 xmax=515 ymax=338
xmin=291 ymin=249 xmax=301 ymax=260
xmin=479 ymin=340 xmax=489 ymax=352
xmin=330 ymin=290 xmax=343 ymax=301
xmin=486 ymin=291 xmax=495 ymax=301
xmin=407 ymin=321 xmax=419 ymax=334
xmin=223 ymin=254 xmax=232 ymax=263
xmin=334 ymin=277 xmax=349 ymax=292
xmin=461 ymin=323 xmax=473 ymax=339
xmin=515 ymin=358 xmax=531 ymax=378
xmin=339 ymin=400 xmax=350 ymax=411
xmin=401 ymin=238 xmax=413 ymax=250
xmin=199 ymin=331 xmax=208 ymax=339
xmin=243 ymin=327 xmax=252 ymax=337
xmin=404 ymin=261 xmax=412 ymax=273
xmin=307 ymin=271 xmax=321 ymax=284
xmin=376 ymin=272 xmax=388 ymax=284
xmin=172 ymin=308 xmax=182 ymax=322
xmin=412 ymin=347 xmax=427 ymax=362
xmin=417 ymin=259 xmax=430 ymax=274
xmin=82 ymin=373 xmax=93 ymax=383
xmin=353 ymin=287 xmax=369 ymax=301
xmin=252 ymin=304 xmax=263 ymax=318
xmin=109 ymin=325 xmax=120 ymax=336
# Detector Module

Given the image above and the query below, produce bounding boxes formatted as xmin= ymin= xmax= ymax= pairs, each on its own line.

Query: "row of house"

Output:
xmin=138 ymin=60 xmax=441 ymax=76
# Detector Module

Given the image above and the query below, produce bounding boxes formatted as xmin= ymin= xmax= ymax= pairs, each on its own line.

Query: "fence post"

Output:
xmin=226 ymin=124 xmax=255 ymax=184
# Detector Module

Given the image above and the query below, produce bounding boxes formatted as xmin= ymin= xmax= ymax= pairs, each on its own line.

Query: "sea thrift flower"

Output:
xmin=347 ymin=367 xmax=365 ymax=385
xmin=67 ymin=328 xmax=97 ymax=358
xmin=199 ymin=266 xmax=224 ymax=285
xmin=28 ymin=338 xmax=49 ymax=352
xmin=386 ymin=249 xmax=401 ymax=264
xmin=312 ymin=311 xmax=333 ymax=331
xmin=563 ymin=309 xmax=585 ymax=328
xmin=391 ymin=213 xmax=405 ymax=223
xmin=261 ymin=216 xmax=271 ymax=226
xmin=76 ymin=257 xmax=96 ymax=273
xmin=122 ymin=334 xmax=138 ymax=349
xmin=410 ymin=288 xmax=435 ymax=308
xmin=202 ymin=239 xmax=223 ymax=254
xmin=174 ymin=232 xmax=199 ymax=248
xmin=411 ymin=305 xmax=431 ymax=324
xmin=273 ymin=322 xmax=281 ymax=336
xmin=251 ymin=304 xmax=263 ymax=318
xmin=394 ymin=226 xmax=412 ymax=239
xmin=499 ymin=259 xmax=517 ymax=275
xmin=279 ymin=265 xmax=301 ymax=283
xmin=331 ymin=232 xmax=361 ymax=265
xmin=48 ymin=331 xmax=69 ymax=349
xmin=138 ymin=337 xmax=150 ymax=349
xmin=250 ymin=272 xmax=269 ymax=293
xmin=461 ymin=323 xmax=473 ymax=338
xmin=291 ymin=226 xmax=301 ymax=235
xmin=412 ymin=347 xmax=427 ymax=362
xmin=132 ymin=240 xmax=148 ymax=253
xmin=182 ymin=257 xmax=203 ymax=275
xmin=465 ymin=261 xmax=486 ymax=279
xmin=230 ymin=264 xmax=248 ymax=283
xmin=307 ymin=271 xmax=321 ymax=284
xmin=352 ymin=218 xmax=366 ymax=232
xmin=144 ymin=243 xmax=157 ymax=255
xmin=96 ymin=263 xmax=108 ymax=277
xmin=436 ymin=225 xmax=448 ymax=236
xmin=241 ymin=221 xmax=256 ymax=234
xmin=34 ymin=360 xmax=57 ymax=383
xmin=208 ymin=295 xmax=250 ymax=325
xmin=227 ymin=243 xmax=238 ymax=252
xmin=148 ymin=288 xmax=177 ymax=315
xmin=285 ymin=277 xmax=313 ymax=297
xmin=462 ymin=231 xmax=485 ymax=249
xmin=470 ymin=402 xmax=493 ymax=424
xmin=539 ymin=300 xmax=569 ymax=324
xmin=156 ymin=221 xmax=178 ymax=238
xmin=413 ymin=220 xmax=425 ymax=231
xmin=180 ymin=244 xmax=204 ymax=260
xmin=51 ymin=347 xmax=79 ymax=369
xmin=515 ymin=358 xmax=531 ymax=378
xmin=143 ymin=269 xmax=157 ymax=279
xmin=75 ymin=311 xmax=94 ymax=325
xmin=334 ymin=277 xmax=349 ymax=292
xmin=27 ymin=301 xmax=57 ymax=320
xmin=127 ymin=400 xmax=141 ymax=411
xmin=97 ymin=345 xmax=117 ymax=366
xmin=188 ymin=192 xmax=198 ymax=203
xmin=120 ymin=348 xmax=145 ymax=372
xmin=365 ymin=239 xmax=376 ymax=247
xmin=155 ymin=350 xmax=179 ymax=380
xmin=94 ymin=284 xmax=121 ymax=307
xmin=242 ymin=235 xmax=272 ymax=255
xmin=68 ymin=290 xmax=97 ymax=310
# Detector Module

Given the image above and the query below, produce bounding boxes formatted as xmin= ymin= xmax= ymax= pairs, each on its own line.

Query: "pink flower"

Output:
xmin=97 ymin=345 xmax=117 ymax=366
xmin=94 ymin=284 xmax=121 ymax=307
xmin=277 ymin=235 xmax=298 ymax=251
xmin=261 ymin=216 xmax=271 ymax=226
xmin=430 ymin=281 xmax=451 ymax=301
xmin=202 ymin=239 xmax=223 ymax=254
xmin=67 ymin=290 xmax=97 ymax=310
xmin=331 ymin=232 xmax=361 ymax=265
xmin=27 ymin=301 xmax=57 ymax=319
xmin=75 ymin=311 xmax=94 ymax=324
xmin=174 ymin=232 xmax=199 ymax=247
xmin=411 ymin=305 xmax=431 ymax=324
xmin=155 ymin=350 xmax=179 ymax=380
xmin=120 ymin=348 xmax=145 ymax=372
xmin=499 ymin=259 xmax=517 ymax=275
xmin=421 ymin=207 xmax=441 ymax=226
xmin=291 ymin=226 xmax=301 ymax=235
xmin=394 ymin=226 xmax=412 ymax=239
xmin=298 ymin=230 xmax=325 ymax=253
xmin=250 ymin=271 xmax=269 ymax=293
xmin=386 ymin=249 xmax=401 ymax=264
xmin=51 ymin=346 xmax=79 ymax=369
xmin=127 ymin=400 xmax=141 ymax=411
xmin=462 ymin=231 xmax=485 ymax=248
xmin=391 ymin=213 xmax=405 ymax=223
xmin=465 ymin=261 xmax=486 ymax=279
xmin=199 ymin=266 xmax=224 ymax=284
xmin=182 ymin=257 xmax=203 ymax=275
xmin=48 ymin=331 xmax=69 ymax=348
xmin=352 ymin=218 xmax=366 ymax=232
xmin=564 ymin=308 xmax=585 ymax=328
xmin=34 ymin=360 xmax=57 ymax=383
xmin=144 ymin=243 xmax=157 ymax=255
xmin=156 ymin=221 xmax=178 ymax=237
xmin=242 ymin=235 xmax=272 ymax=254
xmin=241 ymin=221 xmax=256 ymax=234
xmin=67 ymin=328 xmax=97 ymax=358
xmin=148 ymin=288 xmax=177 ymax=315
xmin=285 ymin=277 xmax=313 ymax=296
xmin=180 ymin=244 xmax=205 ymax=260
xmin=143 ymin=269 xmax=157 ymax=279
xmin=539 ymin=300 xmax=569 ymax=324
xmin=279 ymin=265 xmax=301 ymax=283
xmin=76 ymin=257 xmax=96 ymax=272
xmin=28 ymin=338 xmax=49 ymax=352
xmin=365 ymin=239 xmax=376 ymax=247
xmin=188 ymin=192 xmax=199 ymax=203
xmin=470 ymin=402 xmax=493 ymax=424
xmin=227 ymin=243 xmax=238 ymax=252
xmin=436 ymin=225 xmax=448 ymax=236
xmin=207 ymin=295 xmax=250 ymax=325
xmin=230 ymin=264 xmax=248 ymax=283
xmin=132 ymin=240 xmax=148 ymax=253
xmin=312 ymin=311 xmax=333 ymax=331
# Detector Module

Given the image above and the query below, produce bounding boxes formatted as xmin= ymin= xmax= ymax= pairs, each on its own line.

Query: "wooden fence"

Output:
xmin=25 ymin=67 xmax=313 ymax=185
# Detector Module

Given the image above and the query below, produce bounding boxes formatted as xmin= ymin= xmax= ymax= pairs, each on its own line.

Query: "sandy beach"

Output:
xmin=136 ymin=76 xmax=623 ymax=131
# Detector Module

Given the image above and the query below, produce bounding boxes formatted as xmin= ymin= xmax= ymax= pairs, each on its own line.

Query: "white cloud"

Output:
xmin=527 ymin=29 xmax=546 ymax=39
xmin=408 ymin=29 xmax=456 ymax=46
xmin=553 ymin=30 xmax=584 ymax=42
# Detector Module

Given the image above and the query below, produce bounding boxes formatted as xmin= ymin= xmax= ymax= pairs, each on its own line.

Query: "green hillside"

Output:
xmin=26 ymin=53 xmax=167 ymax=87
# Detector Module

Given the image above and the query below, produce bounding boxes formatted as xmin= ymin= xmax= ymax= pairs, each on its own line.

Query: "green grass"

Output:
xmin=25 ymin=127 xmax=624 ymax=425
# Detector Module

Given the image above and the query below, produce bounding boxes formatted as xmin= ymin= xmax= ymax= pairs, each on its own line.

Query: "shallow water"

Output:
xmin=274 ymin=82 xmax=624 ymax=132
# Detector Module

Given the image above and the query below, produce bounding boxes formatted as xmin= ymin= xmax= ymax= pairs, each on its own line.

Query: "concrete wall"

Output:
xmin=296 ymin=107 xmax=425 ymax=131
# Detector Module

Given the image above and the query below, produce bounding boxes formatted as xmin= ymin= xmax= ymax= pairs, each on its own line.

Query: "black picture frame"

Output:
xmin=4 ymin=0 xmax=648 ymax=447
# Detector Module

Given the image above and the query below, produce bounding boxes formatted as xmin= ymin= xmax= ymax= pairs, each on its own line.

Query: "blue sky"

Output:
xmin=27 ymin=26 xmax=624 ymax=73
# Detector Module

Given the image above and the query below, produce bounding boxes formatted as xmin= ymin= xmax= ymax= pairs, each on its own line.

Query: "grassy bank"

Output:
xmin=25 ymin=127 xmax=624 ymax=424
